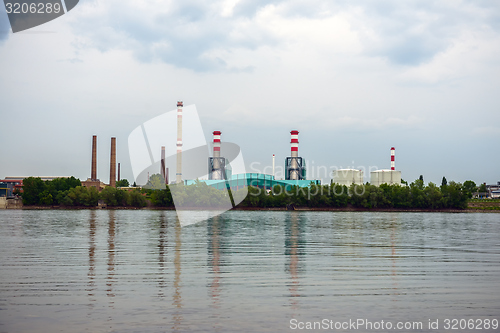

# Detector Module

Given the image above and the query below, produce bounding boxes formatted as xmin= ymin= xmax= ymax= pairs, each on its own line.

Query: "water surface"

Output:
xmin=0 ymin=210 xmax=499 ymax=332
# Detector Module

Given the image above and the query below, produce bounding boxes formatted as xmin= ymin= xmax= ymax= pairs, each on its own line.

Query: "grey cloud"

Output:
xmin=72 ymin=0 xmax=278 ymax=71
xmin=70 ymin=0 xmax=500 ymax=71
xmin=352 ymin=1 xmax=485 ymax=65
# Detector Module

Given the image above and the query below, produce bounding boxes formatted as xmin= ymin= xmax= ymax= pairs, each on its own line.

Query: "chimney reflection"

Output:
xmin=390 ymin=215 xmax=399 ymax=298
xmin=107 ymin=210 xmax=116 ymax=304
xmin=285 ymin=212 xmax=304 ymax=316
xmin=87 ymin=210 xmax=96 ymax=308
xmin=172 ymin=217 xmax=183 ymax=332
xmin=208 ymin=215 xmax=221 ymax=309
xmin=158 ymin=212 xmax=168 ymax=298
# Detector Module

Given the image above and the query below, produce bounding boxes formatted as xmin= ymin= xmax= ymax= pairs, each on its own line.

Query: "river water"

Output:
xmin=0 ymin=210 xmax=499 ymax=332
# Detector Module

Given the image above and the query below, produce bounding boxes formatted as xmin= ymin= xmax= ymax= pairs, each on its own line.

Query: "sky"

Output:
xmin=0 ymin=0 xmax=499 ymax=186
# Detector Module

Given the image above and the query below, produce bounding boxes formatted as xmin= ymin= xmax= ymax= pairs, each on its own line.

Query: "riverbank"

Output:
xmin=12 ymin=205 xmax=500 ymax=213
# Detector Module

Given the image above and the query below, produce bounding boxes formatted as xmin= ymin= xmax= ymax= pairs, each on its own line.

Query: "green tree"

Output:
xmin=410 ymin=178 xmax=428 ymax=208
xmin=39 ymin=190 xmax=53 ymax=205
xmin=144 ymin=174 xmax=165 ymax=190
xmin=445 ymin=181 xmax=467 ymax=209
xmin=100 ymin=186 xmax=119 ymax=206
xmin=462 ymin=180 xmax=477 ymax=199
xmin=116 ymin=179 xmax=130 ymax=187
xmin=424 ymin=182 xmax=443 ymax=209
xmin=441 ymin=177 xmax=447 ymax=187
xmin=127 ymin=190 xmax=147 ymax=207
xmin=22 ymin=177 xmax=46 ymax=205
xmin=478 ymin=183 xmax=487 ymax=193
xmin=67 ymin=186 xmax=99 ymax=207
xmin=150 ymin=186 xmax=174 ymax=207
xmin=328 ymin=183 xmax=349 ymax=207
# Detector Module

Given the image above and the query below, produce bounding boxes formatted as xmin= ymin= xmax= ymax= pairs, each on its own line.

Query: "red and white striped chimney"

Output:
xmin=212 ymin=131 xmax=222 ymax=180
xmin=290 ymin=130 xmax=299 ymax=158
xmin=290 ymin=130 xmax=299 ymax=180
xmin=391 ymin=147 xmax=395 ymax=170
xmin=213 ymin=131 xmax=221 ymax=158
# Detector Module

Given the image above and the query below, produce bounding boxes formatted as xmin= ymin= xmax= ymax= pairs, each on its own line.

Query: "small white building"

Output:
xmin=332 ymin=169 xmax=364 ymax=187
xmin=370 ymin=170 xmax=402 ymax=186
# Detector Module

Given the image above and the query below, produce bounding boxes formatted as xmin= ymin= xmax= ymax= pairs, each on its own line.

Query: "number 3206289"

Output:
xmin=5 ymin=2 xmax=62 ymax=14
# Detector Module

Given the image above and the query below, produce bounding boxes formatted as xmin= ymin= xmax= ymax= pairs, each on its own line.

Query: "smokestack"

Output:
xmin=91 ymin=135 xmax=97 ymax=180
xmin=161 ymin=146 xmax=166 ymax=183
xmin=391 ymin=147 xmax=395 ymax=170
xmin=110 ymin=137 xmax=116 ymax=187
xmin=176 ymin=101 xmax=183 ymax=183
xmin=272 ymin=154 xmax=275 ymax=178
xmin=118 ymin=163 xmax=121 ymax=182
xmin=290 ymin=130 xmax=299 ymax=180
xmin=212 ymin=131 xmax=221 ymax=180
xmin=213 ymin=131 xmax=221 ymax=158
xmin=166 ymin=168 xmax=169 ymax=185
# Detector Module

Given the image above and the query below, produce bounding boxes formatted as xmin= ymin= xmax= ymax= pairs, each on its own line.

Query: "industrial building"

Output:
xmin=184 ymin=127 xmax=319 ymax=191
xmin=332 ymin=169 xmax=364 ymax=186
xmin=370 ymin=147 xmax=402 ymax=186
xmin=0 ymin=178 xmax=23 ymax=197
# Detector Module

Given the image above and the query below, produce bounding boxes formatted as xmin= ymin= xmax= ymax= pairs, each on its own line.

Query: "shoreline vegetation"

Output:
xmin=7 ymin=176 xmax=498 ymax=212
xmin=18 ymin=205 xmax=500 ymax=213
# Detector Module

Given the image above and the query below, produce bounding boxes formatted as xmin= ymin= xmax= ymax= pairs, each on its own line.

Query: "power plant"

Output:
xmin=80 ymin=101 xmax=403 ymax=192
xmin=370 ymin=147 xmax=402 ymax=186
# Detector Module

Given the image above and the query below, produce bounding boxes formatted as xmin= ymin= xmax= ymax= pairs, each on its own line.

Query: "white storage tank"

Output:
xmin=332 ymin=169 xmax=364 ymax=186
xmin=370 ymin=170 xmax=402 ymax=186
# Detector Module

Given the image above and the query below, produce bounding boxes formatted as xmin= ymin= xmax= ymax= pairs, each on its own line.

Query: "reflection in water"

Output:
xmin=107 ymin=210 xmax=116 ymax=303
xmin=158 ymin=212 xmax=168 ymax=298
xmin=207 ymin=215 xmax=223 ymax=332
xmin=2 ymin=211 xmax=498 ymax=332
xmin=172 ymin=217 xmax=183 ymax=332
xmin=208 ymin=216 xmax=221 ymax=308
xmin=285 ymin=212 xmax=304 ymax=316
xmin=87 ymin=210 xmax=96 ymax=309
xmin=390 ymin=215 xmax=399 ymax=298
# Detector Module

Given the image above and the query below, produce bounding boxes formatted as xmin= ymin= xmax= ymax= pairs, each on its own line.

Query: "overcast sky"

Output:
xmin=1 ymin=0 xmax=499 ymax=185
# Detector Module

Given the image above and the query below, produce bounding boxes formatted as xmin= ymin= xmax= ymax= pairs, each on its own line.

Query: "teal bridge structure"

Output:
xmin=185 ymin=173 xmax=320 ymax=191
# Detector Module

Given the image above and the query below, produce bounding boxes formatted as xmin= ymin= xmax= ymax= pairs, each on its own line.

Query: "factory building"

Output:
xmin=332 ymin=169 xmax=364 ymax=186
xmin=370 ymin=147 xmax=402 ymax=186
xmin=185 ymin=128 xmax=319 ymax=191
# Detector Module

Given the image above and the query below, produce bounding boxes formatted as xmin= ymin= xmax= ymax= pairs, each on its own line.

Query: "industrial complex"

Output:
xmin=1 ymin=101 xmax=407 ymax=199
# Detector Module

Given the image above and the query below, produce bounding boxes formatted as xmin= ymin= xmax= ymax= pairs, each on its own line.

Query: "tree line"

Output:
xmin=235 ymin=177 xmax=470 ymax=209
xmin=20 ymin=176 xmax=474 ymax=210
xmin=21 ymin=177 xmax=146 ymax=207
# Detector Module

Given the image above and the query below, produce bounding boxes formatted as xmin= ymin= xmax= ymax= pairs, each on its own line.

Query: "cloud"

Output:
xmin=64 ymin=0 xmax=500 ymax=73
